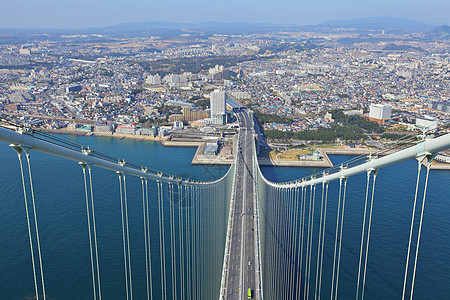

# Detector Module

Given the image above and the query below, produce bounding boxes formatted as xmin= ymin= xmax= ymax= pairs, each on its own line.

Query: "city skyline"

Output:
xmin=1 ymin=0 xmax=449 ymax=29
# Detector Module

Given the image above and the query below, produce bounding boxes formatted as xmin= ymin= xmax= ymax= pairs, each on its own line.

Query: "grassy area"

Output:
xmin=269 ymin=148 xmax=314 ymax=161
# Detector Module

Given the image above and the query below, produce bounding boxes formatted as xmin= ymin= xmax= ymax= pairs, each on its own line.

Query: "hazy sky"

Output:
xmin=1 ymin=0 xmax=449 ymax=29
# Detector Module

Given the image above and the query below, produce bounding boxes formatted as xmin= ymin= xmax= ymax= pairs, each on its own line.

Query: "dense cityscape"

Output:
xmin=0 ymin=21 xmax=449 ymax=149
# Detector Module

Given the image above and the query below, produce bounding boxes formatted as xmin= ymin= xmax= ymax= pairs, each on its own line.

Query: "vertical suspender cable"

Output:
xmin=402 ymin=160 xmax=422 ymax=300
xmin=15 ymin=148 xmax=40 ymax=300
xmin=193 ymin=185 xmax=198 ymax=300
xmin=141 ymin=178 xmax=150 ymax=300
xmin=265 ymin=183 xmax=270 ymax=297
xmin=169 ymin=183 xmax=177 ymax=300
xmin=157 ymin=181 xmax=167 ymax=300
xmin=190 ymin=185 xmax=194 ymax=300
xmin=274 ymin=186 xmax=281 ymax=296
xmin=117 ymin=172 xmax=129 ymax=300
xmin=356 ymin=170 xmax=372 ymax=300
xmin=146 ymin=179 xmax=154 ymax=300
xmin=196 ymin=184 xmax=201 ymax=299
xmin=187 ymin=185 xmax=193 ymax=299
xmin=123 ymin=174 xmax=133 ymax=300
xmin=283 ymin=188 xmax=291 ymax=300
xmin=289 ymin=187 xmax=298 ymax=300
xmin=194 ymin=184 xmax=198 ymax=300
xmin=280 ymin=187 xmax=285 ymax=299
xmin=280 ymin=187 xmax=286 ymax=299
xmin=293 ymin=186 xmax=300 ymax=300
xmin=298 ymin=186 xmax=307 ymax=299
xmin=272 ymin=187 xmax=280 ymax=298
xmin=87 ymin=166 xmax=102 ymax=300
xmin=303 ymin=185 xmax=313 ymax=300
xmin=293 ymin=187 xmax=297 ymax=297
xmin=185 ymin=185 xmax=191 ymax=299
xmin=208 ymin=183 xmax=213 ymax=299
xmin=24 ymin=152 xmax=46 ymax=300
xmin=82 ymin=164 xmax=97 ymax=300
xmin=178 ymin=184 xmax=185 ymax=300
xmin=190 ymin=185 xmax=195 ymax=300
xmin=268 ymin=186 xmax=275 ymax=297
xmin=287 ymin=187 xmax=295 ymax=300
xmin=317 ymin=182 xmax=329 ymax=300
xmin=279 ymin=186 xmax=284 ymax=297
xmin=334 ymin=177 xmax=348 ymax=300
xmin=212 ymin=183 xmax=217 ymax=299
xmin=268 ymin=186 xmax=274 ymax=297
xmin=190 ymin=186 xmax=197 ymax=299
xmin=194 ymin=185 xmax=199 ymax=300
xmin=314 ymin=182 xmax=325 ymax=300
xmin=410 ymin=159 xmax=432 ymax=300
xmin=306 ymin=184 xmax=316 ymax=300
xmin=361 ymin=171 xmax=377 ymax=300
xmin=197 ymin=186 xmax=200 ymax=299
xmin=331 ymin=177 xmax=344 ymax=300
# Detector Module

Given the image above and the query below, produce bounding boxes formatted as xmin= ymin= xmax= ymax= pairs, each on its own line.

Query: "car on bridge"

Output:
xmin=248 ymin=288 xmax=252 ymax=299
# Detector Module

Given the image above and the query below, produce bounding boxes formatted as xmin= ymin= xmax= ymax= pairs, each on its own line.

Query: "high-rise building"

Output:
xmin=210 ymin=90 xmax=226 ymax=125
xmin=210 ymin=90 xmax=226 ymax=115
xmin=146 ymin=74 xmax=161 ymax=85
xmin=369 ymin=103 xmax=391 ymax=120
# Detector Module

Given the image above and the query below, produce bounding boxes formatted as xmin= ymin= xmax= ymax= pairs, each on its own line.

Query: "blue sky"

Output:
xmin=1 ymin=0 xmax=449 ymax=28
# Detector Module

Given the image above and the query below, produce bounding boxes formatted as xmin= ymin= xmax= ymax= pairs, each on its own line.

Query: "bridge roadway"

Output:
xmin=222 ymin=108 xmax=260 ymax=299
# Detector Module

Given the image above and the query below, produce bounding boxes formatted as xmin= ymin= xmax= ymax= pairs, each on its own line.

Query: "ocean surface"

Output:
xmin=0 ymin=134 xmax=449 ymax=299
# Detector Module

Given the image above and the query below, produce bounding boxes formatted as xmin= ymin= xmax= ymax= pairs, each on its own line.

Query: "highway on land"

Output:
xmin=222 ymin=108 xmax=260 ymax=299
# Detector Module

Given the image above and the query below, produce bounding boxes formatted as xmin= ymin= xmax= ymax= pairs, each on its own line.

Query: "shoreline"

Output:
xmin=37 ymin=129 xmax=450 ymax=169
xmin=39 ymin=128 xmax=170 ymax=142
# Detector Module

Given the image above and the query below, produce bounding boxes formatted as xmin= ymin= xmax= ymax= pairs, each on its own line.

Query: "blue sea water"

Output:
xmin=0 ymin=134 xmax=449 ymax=299
xmin=260 ymin=156 xmax=450 ymax=299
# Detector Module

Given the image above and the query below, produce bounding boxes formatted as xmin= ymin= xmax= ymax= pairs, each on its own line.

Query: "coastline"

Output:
xmin=258 ymin=149 xmax=333 ymax=167
xmin=422 ymin=157 xmax=450 ymax=170
xmin=319 ymin=148 xmax=395 ymax=156
xmin=37 ymin=129 xmax=450 ymax=169
xmin=39 ymin=128 xmax=170 ymax=142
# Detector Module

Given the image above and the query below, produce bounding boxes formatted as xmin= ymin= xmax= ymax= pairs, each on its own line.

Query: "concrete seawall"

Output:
xmin=40 ymin=128 xmax=169 ymax=142
xmin=258 ymin=149 xmax=333 ymax=168
xmin=162 ymin=140 xmax=203 ymax=147
xmin=37 ymin=130 xmax=450 ymax=169
xmin=319 ymin=148 xmax=396 ymax=156
xmin=423 ymin=157 xmax=450 ymax=170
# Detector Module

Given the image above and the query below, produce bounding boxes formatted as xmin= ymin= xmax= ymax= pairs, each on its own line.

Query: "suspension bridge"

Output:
xmin=0 ymin=108 xmax=449 ymax=300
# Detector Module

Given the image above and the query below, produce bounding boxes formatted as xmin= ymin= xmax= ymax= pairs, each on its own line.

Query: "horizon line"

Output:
xmin=0 ymin=16 xmax=447 ymax=31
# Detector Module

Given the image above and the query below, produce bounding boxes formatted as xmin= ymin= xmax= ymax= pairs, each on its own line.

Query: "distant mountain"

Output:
xmin=319 ymin=17 xmax=436 ymax=33
xmin=0 ymin=22 xmax=286 ymax=43
xmin=382 ymin=43 xmax=424 ymax=52
xmin=426 ymin=25 xmax=450 ymax=39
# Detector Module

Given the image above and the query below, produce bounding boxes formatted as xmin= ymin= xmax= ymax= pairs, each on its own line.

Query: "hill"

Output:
xmin=426 ymin=25 xmax=450 ymax=39
xmin=319 ymin=17 xmax=436 ymax=33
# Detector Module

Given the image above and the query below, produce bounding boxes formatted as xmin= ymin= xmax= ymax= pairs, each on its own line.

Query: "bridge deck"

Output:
xmin=221 ymin=109 xmax=261 ymax=299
